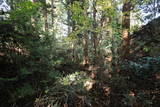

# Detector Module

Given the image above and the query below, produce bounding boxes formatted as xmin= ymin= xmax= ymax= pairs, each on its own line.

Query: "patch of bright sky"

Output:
xmin=0 ymin=0 xmax=10 ymax=12
xmin=54 ymin=0 xmax=68 ymax=38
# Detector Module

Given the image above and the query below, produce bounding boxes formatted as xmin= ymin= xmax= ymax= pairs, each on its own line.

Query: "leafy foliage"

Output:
xmin=35 ymin=71 xmax=93 ymax=107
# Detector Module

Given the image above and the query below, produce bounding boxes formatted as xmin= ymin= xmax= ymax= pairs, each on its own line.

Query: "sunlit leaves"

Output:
xmin=97 ymin=0 xmax=116 ymax=17
xmin=10 ymin=1 xmax=40 ymax=23
xmin=70 ymin=1 xmax=89 ymax=26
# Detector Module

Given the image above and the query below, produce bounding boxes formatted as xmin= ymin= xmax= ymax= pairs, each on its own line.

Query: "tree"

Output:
xmin=121 ymin=0 xmax=132 ymax=59
xmin=51 ymin=0 xmax=55 ymax=26
xmin=67 ymin=0 xmax=90 ymax=65
xmin=92 ymin=0 xmax=98 ymax=64
xmin=81 ymin=0 xmax=89 ymax=65
xmin=44 ymin=0 xmax=48 ymax=31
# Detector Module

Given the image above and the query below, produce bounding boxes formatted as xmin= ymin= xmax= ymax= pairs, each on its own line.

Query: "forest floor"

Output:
xmin=52 ymin=64 xmax=110 ymax=106
xmin=54 ymin=62 xmax=160 ymax=107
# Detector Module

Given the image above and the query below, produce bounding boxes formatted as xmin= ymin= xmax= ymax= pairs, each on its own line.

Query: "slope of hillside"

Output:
xmin=130 ymin=17 xmax=160 ymax=58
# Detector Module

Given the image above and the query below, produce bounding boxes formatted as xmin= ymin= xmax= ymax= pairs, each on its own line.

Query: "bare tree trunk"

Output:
xmin=51 ymin=0 xmax=55 ymax=27
xmin=71 ymin=42 xmax=75 ymax=61
xmin=32 ymin=0 xmax=37 ymax=2
xmin=44 ymin=12 xmax=48 ymax=31
xmin=31 ymin=0 xmax=37 ymax=27
xmin=153 ymin=0 xmax=156 ymax=18
xmin=121 ymin=0 xmax=131 ymax=59
xmin=83 ymin=34 xmax=89 ymax=65
xmin=67 ymin=0 xmax=76 ymax=62
xmin=44 ymin=0 xmax=48 ymax=31
xmin=10 ymin=0 xmax=14 ymax=9
xmin=92 ymin=0 xmax=98 ymax=64
xmin=82 ymin=0 xmax=89 ymax=65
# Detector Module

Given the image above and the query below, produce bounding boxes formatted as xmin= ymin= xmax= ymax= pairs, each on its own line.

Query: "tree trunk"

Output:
xmin=44 ymin=0 xmax=48 ymax=31
xmin=83 ymin=34 xmax=89 ymax=65
xmin=32 ymin=0 xmax=37 ymax=2
xmin=92 ymin=0 xmax=98 ymax=64
xmin=51 ymin=0 xmax=55 ymax=27
xmin=82 ymin=0 xmax=89 ymax=65
xmin=10 ymin=0 xmax=14 ymax=9
xmin=121 ymin=0 xmax=131 ymax=59
xmin=44 ymin=12 xmax=48 ymax=31
xmin=71 ymin=42 xmax=75 ymax=61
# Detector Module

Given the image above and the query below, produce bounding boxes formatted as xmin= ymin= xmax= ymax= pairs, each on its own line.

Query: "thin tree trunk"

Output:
xmin=10 ymin=0 xmax=14 ymax=9
xmin=44 ymin=12 xmax=48 ymax=31
xmin=71 ymin=42 xmax=75 ymax=61
xmin=83 ymin=34 xmax=89 ymax=65
xmin=31 ymin=0 xmax=37 ymax=27
xmin=82 ymin=0 xmax=89 ymax=65
xmin=92 ymin=0 xmax=98 ymax=64
xmin=67 ymin=0 xmax=76 ymax=62
xmin=44 ymin=0 xmax=48 ymax=31
xmin=51 ymin=0 xmax=55 ymax=27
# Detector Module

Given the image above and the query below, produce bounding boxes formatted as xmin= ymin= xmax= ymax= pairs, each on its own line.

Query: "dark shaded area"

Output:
xmin=130 ymin=17 xmax=160 ymax=58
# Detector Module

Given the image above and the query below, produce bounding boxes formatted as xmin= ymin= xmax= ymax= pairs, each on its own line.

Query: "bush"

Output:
xmin=35 ymin=71 xmax=93 ymax=107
